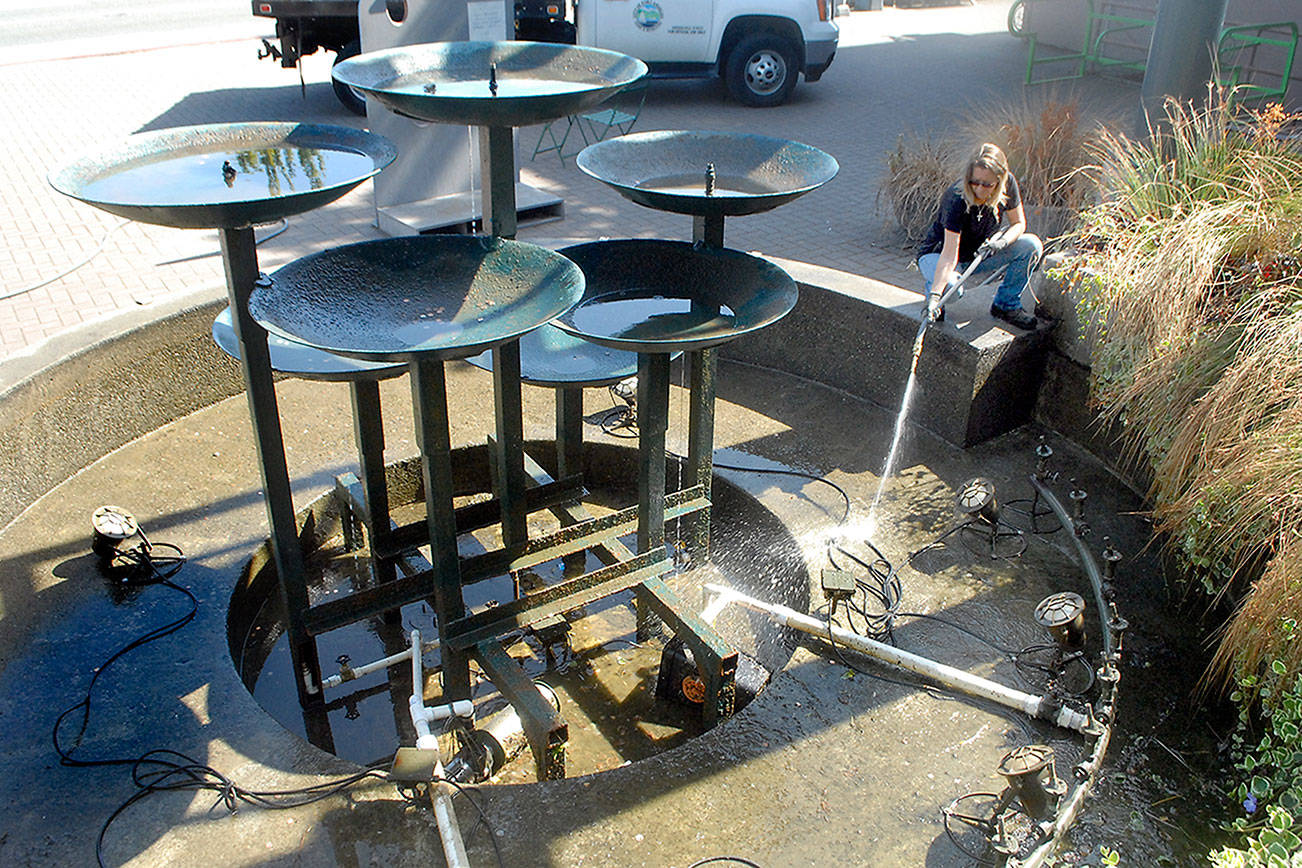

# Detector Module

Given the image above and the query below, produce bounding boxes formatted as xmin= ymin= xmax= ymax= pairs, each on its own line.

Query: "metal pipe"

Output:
xmin=1027 ymin=477 xmax=1114 ymax=659
xmin=703 ymin=584 xmax=1090 ymax=733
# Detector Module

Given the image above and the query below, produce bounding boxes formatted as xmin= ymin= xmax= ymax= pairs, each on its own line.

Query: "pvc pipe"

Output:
xmin=704 ymin=584 xmax=1089 ymax=733
xmin=320 ymin=637 xmax=443 ymax=689
xmin=407 ymin=628 xmax=471 ymax=868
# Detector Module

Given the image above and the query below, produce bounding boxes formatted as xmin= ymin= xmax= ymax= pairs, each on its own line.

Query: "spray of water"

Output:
xmin=866 ymin=318 xmax=931 ymax=533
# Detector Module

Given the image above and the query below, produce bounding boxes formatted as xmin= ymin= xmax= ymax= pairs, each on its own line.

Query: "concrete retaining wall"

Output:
xmin=0 ymin=258 xmax=1062 ymax=529
xmin=0 ymin=289 xmax=238 ymax=530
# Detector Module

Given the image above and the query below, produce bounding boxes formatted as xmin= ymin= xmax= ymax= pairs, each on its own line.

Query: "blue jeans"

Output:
xmin=918 ymin=234 xmax=1043 ymax=311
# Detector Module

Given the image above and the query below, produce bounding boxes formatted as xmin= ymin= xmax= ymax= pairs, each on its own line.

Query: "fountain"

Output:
xmin=50 ymin=121 xmax=398 ymax=707
xmin=32 ymin=43 xmax=1137 ymax=868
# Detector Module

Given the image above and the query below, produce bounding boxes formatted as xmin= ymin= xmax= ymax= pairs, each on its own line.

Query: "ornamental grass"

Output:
xmin=1066 ymin=85 xmax=1302 ymax=692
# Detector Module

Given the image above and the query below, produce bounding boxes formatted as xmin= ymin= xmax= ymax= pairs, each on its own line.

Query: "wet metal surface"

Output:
xmin=464 ymin=323 xmax=642 ymax=386
xmin=333 ymin=41 xmax=647 ymax=127
xmin=249 ymin=235 xmax=585 ymax=361
xmin=48 ymin=122 xmax=396 ymax=229
xmin=553 ymin=240 xmax=798 ymax=353
xmin=212 ymin=306 xmax=405 ymax=381
xmin=577 ymin=130 xmax=839 ymax=218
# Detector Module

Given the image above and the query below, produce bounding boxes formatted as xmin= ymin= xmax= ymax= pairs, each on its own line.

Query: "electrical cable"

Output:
xmin=53 ymin=536 xmax=195 ymax=768
xmin=97 ymin=750 xmax=389 ymax=867
xmin=436 ymin=776 xmax=506 ymax=868
xmin=1 ymin=219 xmax=130 ymax=300
xmin=51 ymin=525 xmax=400 ymax=868
xmin=2 ymin=218 xmax=287 ymax=301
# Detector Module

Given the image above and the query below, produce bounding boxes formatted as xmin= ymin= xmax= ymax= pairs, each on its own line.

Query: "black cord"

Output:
xmin=688 ymin=858 xmax=762 ymax=868
xmin=437 ymin=776 xmax=506 ymax=868
xmin=896 ymin=610 xmax=1023 ymax=656
xmin=52 ymin=530 xmax=399 ymax=868
xmin=707 ymin=459 xmax=853 ymax=524
xmin=97 ymin=750 xmax=389 ymax=866
xmin=53 ymin=538 xmax=195 ymax=768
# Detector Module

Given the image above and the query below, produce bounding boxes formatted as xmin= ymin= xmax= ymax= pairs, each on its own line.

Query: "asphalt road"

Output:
xmin=0 ymin=0 xmax=263 ymax=58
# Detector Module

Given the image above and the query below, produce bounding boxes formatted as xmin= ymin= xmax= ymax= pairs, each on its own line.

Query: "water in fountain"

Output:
xmin=865 ymin=317 xmax=932 ymax=536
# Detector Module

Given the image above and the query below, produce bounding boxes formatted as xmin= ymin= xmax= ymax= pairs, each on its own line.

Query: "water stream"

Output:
xmin=866 ymin=317 xmax=932 ymax=536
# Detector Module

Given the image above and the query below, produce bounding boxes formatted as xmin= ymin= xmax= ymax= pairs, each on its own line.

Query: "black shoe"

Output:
xmin=934 ymin=305 xmax=945 ymax=322
xmin=990 ymin=305 xmax=1037 ymax=330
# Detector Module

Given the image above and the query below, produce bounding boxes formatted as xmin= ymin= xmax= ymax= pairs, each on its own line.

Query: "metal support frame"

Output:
xmin=521 ymin=451 xmax=737 ymax=727
xmin=410 ymin=358 xmax=472 ymax=700
xmin=636 ymin=577 xmax=736 ymax=726
xmin=474 ymin=639 xmax=568 ymax=780
xmin=220 ymin=226 xmax=322 ymax=708
xmin=480 ymin=125 xmax=517 ymax=239
xmin=492 ymin=339 xmax=528 ymax=550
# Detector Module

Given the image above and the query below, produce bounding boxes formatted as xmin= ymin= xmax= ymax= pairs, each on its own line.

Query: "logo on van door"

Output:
xmin=633 ymin=0 xmax=663 ymax=30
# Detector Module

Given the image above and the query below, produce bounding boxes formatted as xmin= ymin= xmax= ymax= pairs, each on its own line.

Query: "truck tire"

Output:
xmin=332 ymin=40 xmax=367 ymax=116
xmin=725 ymin=33 xmax=798 ymax=107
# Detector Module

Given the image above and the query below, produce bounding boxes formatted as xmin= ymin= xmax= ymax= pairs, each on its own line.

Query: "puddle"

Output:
xmin=231 ymin=458 xmax=809 ymax=777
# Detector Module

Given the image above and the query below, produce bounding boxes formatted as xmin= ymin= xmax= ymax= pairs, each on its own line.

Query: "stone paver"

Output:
xmin=1 ymin=2 xmax=1134 ymax=362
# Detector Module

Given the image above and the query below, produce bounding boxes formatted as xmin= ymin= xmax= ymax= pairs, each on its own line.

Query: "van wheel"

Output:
xmin=725 ymin=33 xmax=798 ymax=107
xmin=332 ymin=40 xmax=367 ymax=116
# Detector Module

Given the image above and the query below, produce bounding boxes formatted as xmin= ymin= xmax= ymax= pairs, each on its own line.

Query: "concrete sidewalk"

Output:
xmin=0 ymin=2 xmax=1134 ymax=362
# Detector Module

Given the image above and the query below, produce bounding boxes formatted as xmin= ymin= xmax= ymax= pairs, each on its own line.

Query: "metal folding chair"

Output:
xmin=530 ymin=80 xmax=648 ymax=165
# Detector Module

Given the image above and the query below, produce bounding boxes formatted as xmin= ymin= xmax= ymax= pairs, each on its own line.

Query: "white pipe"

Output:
xmin=704 ymin=584 xmax=1089 ymax=733
xmin=408 ymin=628 xmax=471 ymax=868
xmin=431 ymin=778 xmax=470 ymax=868
xmin=321 ymin=637 xmax=443 ymax=690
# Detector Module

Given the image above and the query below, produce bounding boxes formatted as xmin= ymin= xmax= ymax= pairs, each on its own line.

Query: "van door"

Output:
xmin=581 ymin=0 xmax=714 ymax=64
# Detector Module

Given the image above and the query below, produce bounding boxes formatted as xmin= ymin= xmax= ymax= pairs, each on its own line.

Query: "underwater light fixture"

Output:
xmin=1034 ymin=591 xmax=1087 ymax=652
xmin=91 ymin=505 xmax=140 ymax=559
xmin=996 ymin=744 xmax=1064 ymax=820
xmin=611 ymin=376 xmax=637 ymax=408
xmin=955 ymin=477 xmax=1000 ymax=525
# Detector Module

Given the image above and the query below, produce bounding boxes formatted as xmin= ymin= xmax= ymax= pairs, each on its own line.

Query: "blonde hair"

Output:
xmin=960 ymin=143 xmax=1010 ymax=210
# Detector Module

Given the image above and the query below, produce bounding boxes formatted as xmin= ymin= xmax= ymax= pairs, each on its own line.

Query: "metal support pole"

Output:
xmin=684 ymin=348 xmax=716 ymax=561
xmin=683 ymin=212 xmax=726 ymax=561
xmin=556 ymin=387 xmax=584 ymax=482
xmin=692 ymin=213 xmax=726 ymax=248
xmin=636 ymin=353 xmax=671 ymax=553
xmin=492 ymin=339 xmax=528 ymax=550
xmin=219 ymin=226 xmax=322 ymax=708
xmin=409 ymin=358 xmax=471 ymax=700
xmin=636 ymin=352 xmax=671 ymax=640
xmin=1139 ymin=0 xmax=1230 ymax=130
xmin=556 ymin=386 xmax=587 ymax=575
xmin=350 ymin=379 xmax=398 ymax=596
xmin=480 ymin=125 xmax=517 ymax=239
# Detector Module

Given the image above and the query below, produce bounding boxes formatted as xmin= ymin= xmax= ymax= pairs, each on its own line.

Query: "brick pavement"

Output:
xmin=0 ymin=2 xmax=1136 ymax=362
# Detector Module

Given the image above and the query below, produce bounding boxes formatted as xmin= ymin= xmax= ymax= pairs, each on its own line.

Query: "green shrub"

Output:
xmin=1212 ymin=622 xmax=1302 ymax=866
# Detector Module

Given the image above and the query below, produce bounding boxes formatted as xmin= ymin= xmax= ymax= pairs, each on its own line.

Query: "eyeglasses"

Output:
xmin=969 ymin=179 xmax=997 ymax=189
